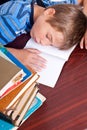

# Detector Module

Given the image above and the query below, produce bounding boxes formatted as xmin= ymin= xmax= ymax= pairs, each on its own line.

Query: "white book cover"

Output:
xmin=25 ymin=38 xmax=76 ymax=88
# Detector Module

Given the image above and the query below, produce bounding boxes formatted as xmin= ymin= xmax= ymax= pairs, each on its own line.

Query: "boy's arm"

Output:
xmin=7 ymin=47 xmax=46 ymax=72
xmin=82 ymin=0 xmax=87 ymax=16
xmin=78 ymin=0 xmax=87 ymax=15
xmin=78 ymin=0 xmax=87 ymax=49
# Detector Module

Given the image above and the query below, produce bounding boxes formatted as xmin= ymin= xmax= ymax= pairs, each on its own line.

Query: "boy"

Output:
xmin=0 ymin=0 xmax=87 ymax=71
xmin=38 ymin=0 xmax=87 ymax=49
xmin=30 ymin=4 xmax=87 ymax=50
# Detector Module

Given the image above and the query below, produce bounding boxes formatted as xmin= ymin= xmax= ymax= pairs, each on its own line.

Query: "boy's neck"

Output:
xmin=34 ymin=5 xmax=45 ymax=22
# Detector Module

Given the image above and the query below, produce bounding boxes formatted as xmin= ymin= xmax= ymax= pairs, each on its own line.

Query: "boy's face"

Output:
xmin=30 ymin=11 xmax=64 ymax=49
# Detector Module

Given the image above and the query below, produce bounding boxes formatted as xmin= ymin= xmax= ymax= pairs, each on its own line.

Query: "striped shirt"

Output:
xmin=37 ymin=0 xmax=78 ymax=7
xmin=0 ymin=0 xmax=34 ymax=45
xmin=0 ymin=0 xmax=78 ymax=45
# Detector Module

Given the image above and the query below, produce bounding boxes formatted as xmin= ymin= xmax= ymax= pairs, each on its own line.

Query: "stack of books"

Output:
xmin=0 ymin=45 xmax=46 ymax=130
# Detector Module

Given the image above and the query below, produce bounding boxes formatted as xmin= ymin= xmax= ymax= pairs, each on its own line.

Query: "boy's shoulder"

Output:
xmin=0 ymin=0 xmax=33 ymax=7
xmin=38 ymin=0 xmax=78 ymax=7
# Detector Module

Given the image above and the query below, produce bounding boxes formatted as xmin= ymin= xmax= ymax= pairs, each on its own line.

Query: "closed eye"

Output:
xmin=46 ymin=33 xmax=52 ymax=43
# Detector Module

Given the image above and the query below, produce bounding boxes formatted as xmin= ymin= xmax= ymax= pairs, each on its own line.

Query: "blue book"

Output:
xmin=0 ymin=45 xmax=46 ymax=129
xmin=0 ymin=44 xmax=32 ymax=81
xmin=0 ymin=45 xmax=38 ymax=98
xmin=0 ymin=93 xmax=46 ymax=130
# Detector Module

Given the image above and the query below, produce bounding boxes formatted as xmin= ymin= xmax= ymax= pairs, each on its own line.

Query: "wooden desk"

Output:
xmin=18 ymin=45 xmax=87 ymax=130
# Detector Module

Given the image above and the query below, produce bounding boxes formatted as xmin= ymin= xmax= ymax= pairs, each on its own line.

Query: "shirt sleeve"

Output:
xmin=0 ymin=0 xmax=32 ymax=45
xmin=41 ymin=0 xmax=78 ymax=7
xmin=0 ymin=14 xmax=23 ymax=45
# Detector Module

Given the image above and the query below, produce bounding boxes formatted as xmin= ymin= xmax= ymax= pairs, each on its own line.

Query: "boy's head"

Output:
xmin=30 ymin=4 xmax=87 ymax=49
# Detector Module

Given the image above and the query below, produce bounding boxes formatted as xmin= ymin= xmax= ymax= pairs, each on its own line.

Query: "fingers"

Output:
xmin=80 ymin=37 xmax=84 ymax=49
xmin=84 ymin=33 xmax=87 ymax=49
xmin=27 ymin=48 xmax=41 ymax=54
xmin=23 ymin=48 xmax=47 ymax=72
xmin=80 ymin=31 xmax=87 ymax=50
xmin=28 ymin=54 xmax=47 ymax=72
xmin=30 ymin=61 xmax=46 ymax=72
xmin=80 ymin=36 xmax=87 ymax=50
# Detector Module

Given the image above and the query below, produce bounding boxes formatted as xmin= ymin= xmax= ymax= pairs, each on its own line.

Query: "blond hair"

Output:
xmin=46 ymin=4 xmax=87 ymax=49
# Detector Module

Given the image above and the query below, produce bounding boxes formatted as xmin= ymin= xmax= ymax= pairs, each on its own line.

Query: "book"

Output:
xmin=0 ymin=45 xmax=38 ymax=98
xmin=0 ymin=44 xmax=32 ymax=81
xmin=0 ymin=77 xmax=39 ymax=113
xmin=11 ymin=85 xmax=39 ymax=126
xmin=0 ymin=92 xmax=46 ymax=130
xmin=25 ymin=38 xmax=76 ymax=88
xmin=0 ymin=45 xmax=46 ymax=129
xmin=0 ymin=56 xmax=26 ymax=98
xmin=2 ymin=82 xmax=39 ymax=126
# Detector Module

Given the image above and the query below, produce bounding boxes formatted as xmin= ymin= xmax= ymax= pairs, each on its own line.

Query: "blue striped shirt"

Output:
xmin=44 ymin=0 xmax=77 ymax=6
xmin=0 ymin=0 xmax=78 ymax=45
xmin=0 ymin=0 xmax=34 ymax=45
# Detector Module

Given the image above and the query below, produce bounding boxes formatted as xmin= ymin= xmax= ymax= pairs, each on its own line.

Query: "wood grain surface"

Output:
xmin=18 ymin=45 xmax=87 ymax=130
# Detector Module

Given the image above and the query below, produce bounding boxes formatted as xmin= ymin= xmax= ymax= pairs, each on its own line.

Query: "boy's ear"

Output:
xmin=44 ymin=8 xmax=55 ymax=16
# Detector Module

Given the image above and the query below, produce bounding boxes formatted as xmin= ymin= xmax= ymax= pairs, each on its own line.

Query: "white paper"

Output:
xmin=25 ymin=38 xmax=76 ymax=87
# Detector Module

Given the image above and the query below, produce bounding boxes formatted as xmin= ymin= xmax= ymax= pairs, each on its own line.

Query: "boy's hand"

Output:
xmin=80 ymin=30 xmax=87 ymax=49
xmin=7 ymin=48 xmax=46 ymax=72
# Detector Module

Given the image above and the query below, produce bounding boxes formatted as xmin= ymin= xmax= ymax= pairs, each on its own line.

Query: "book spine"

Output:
xmin=13 ymin=86 xmax=39 ymax=126
xmin=11 ymin=83 xmax=37 ymax=120
xmin=6 ymin=74 xmax=39 ymax=109
xmin=5 ymin=83 xmax=39 ymax=126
